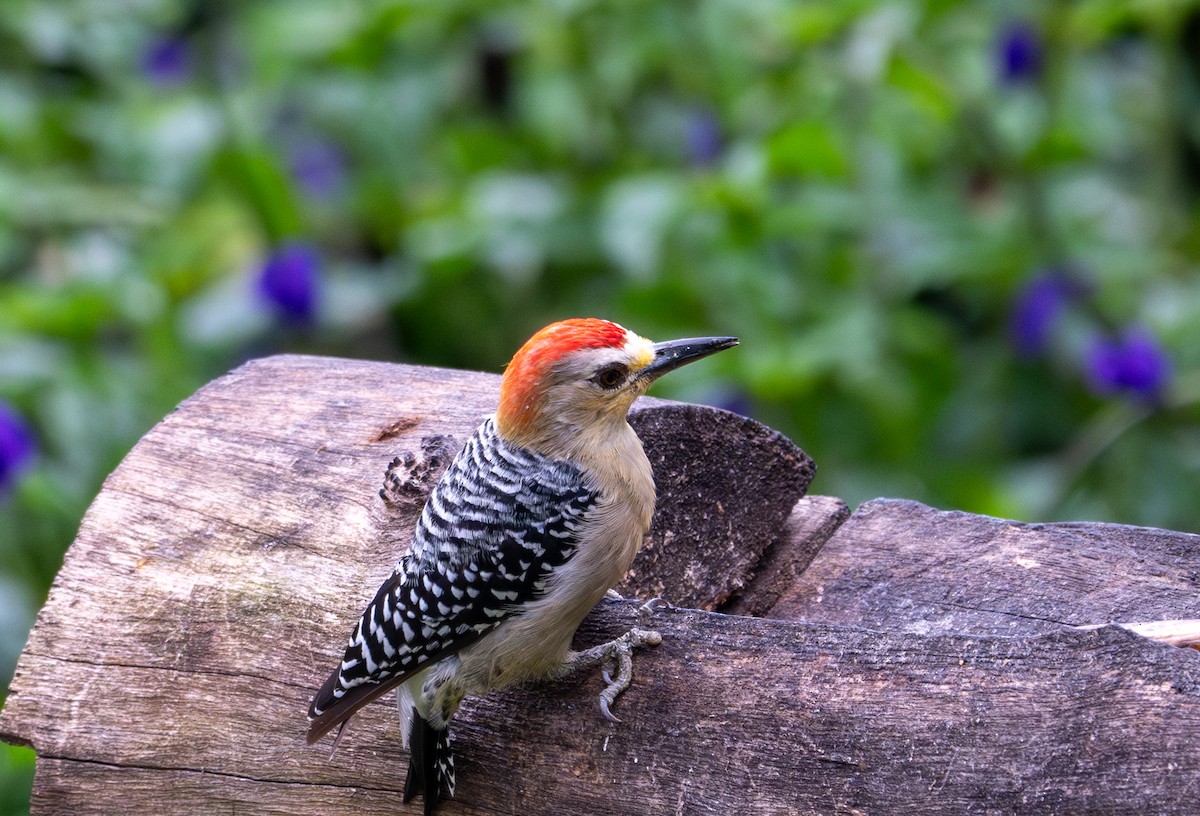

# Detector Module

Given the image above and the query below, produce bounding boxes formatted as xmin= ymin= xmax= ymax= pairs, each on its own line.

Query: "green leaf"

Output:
xmin=766 ymin=121 xmax=850 ymax=179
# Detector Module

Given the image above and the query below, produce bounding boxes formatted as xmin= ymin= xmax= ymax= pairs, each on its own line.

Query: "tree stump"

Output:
xmin=2 ymin=355 xmax=1199 ymax=815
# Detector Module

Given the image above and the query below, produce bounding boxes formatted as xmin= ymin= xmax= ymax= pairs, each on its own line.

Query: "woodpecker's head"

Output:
xmin=496 ymin=318 xmax=738 ymax=453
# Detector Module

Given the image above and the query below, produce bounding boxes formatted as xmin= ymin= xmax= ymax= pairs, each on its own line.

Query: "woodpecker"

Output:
xmin=307 ymin=318 xmax=737 ymax=814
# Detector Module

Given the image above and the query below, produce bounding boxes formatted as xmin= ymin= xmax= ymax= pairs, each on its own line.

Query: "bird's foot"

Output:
xmin=599 ymin=598 xmax=668 ymax=694
xmin=564 ymin=626 xmax=663 ymax=723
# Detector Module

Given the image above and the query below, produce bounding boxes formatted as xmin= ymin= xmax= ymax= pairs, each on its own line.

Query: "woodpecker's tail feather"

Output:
xmin=403 ymin=706 xmax=455 ymax=816
xmin=306 ymin=667 xmax=409 ymax=746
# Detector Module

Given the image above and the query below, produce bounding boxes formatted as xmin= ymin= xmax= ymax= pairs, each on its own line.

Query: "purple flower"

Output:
xmin=288 ymin=138 xmax=347 ymax=200
xmin=142 ymin=34 xmax=192 ymax=88
xmin=685 ymin=110 xmax=723 ymax=167
xmin=1009 ymin=269 xmax=1088 ymax=358
xmin=257 ymin=242 xmax=321 ymax=324
xmin=1085 ymin=326 xmax=1171 ymax=403
xmin=0 ymin=402 xmax=35 ymax=493
xmin=996 ymin=21 xmax=1042 ymax=85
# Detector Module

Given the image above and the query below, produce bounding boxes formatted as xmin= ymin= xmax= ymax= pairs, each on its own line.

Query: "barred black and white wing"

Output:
xmin=307 ymin=418 xmax=596 ymax=743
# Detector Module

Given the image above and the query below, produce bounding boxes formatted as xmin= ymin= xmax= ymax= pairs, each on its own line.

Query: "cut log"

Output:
xmin=621 ymin=405 xmax=815 ymax=609
xmin=773 ymin=498 xmax=1200 ymax=634
xmin=12 ymin=603 xmax=1200 ymax=815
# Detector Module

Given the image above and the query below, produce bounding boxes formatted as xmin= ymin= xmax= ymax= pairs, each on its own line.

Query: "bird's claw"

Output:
xmin=595 ymin=626 xmax=661 ymax=724
xmin=563 ymin=626 xmax=663 ymax=723
xmin=593 ymin=597 xmax=667 ymax=716
xmin=599 ymin=694 xmax=621 ymax=723
xmin=639 ymin=597 xmax=671 ymax=619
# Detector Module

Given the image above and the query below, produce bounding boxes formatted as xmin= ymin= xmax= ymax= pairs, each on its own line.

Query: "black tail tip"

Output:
xmin=403 ymin=709 xmax=455 ymax=815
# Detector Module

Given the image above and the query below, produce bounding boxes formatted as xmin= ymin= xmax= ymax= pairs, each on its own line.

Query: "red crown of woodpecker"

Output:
xmin=497 ymin=319 xmax=629 ymax=435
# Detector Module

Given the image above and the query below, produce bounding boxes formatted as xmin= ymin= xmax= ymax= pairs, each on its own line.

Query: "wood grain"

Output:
xmin=621 ymin=405 xmax=815 ymax=609
xmin=720 ymin=495 xmax=849 ymax=617
xmin=17 ymin=604 xmax=1200 ymax=815
xmin=773 ymin=498 xmax=1200 ymax=634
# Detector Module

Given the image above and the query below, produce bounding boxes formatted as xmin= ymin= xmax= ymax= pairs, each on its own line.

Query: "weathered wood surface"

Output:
xmin=773 ymin=498 xmax=1200 ymax=635
xmin=14 ymin=604 xmax=1200 ymax=815
xmin=620 ymin=406 xmax=814 ymax=609
xmin=3 ymin=354 xmax=1200 ymax=815
xmin=721 ymin=495 xmax=850 ymax=617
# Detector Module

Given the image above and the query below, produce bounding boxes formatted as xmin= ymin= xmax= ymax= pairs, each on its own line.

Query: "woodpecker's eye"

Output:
xmin=593 ymin=364 xmax=628 ymax=390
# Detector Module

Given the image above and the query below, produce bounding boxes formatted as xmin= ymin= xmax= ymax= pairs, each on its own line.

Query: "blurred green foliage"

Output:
xmin=3 ymin=0 xmax=1200 ymax=809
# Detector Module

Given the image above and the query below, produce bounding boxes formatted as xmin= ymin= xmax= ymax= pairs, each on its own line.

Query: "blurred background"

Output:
xmin=3 ymin=0 xmax=1200 ymax=809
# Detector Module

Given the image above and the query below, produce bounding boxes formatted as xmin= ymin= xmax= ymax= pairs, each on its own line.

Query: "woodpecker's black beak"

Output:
xmin=638 ymin=335 xmax=739 ymax=382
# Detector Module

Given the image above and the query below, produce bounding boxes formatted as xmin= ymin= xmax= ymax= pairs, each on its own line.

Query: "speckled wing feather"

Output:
xmin=307 ymin=418 xmax=597 ymax=742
